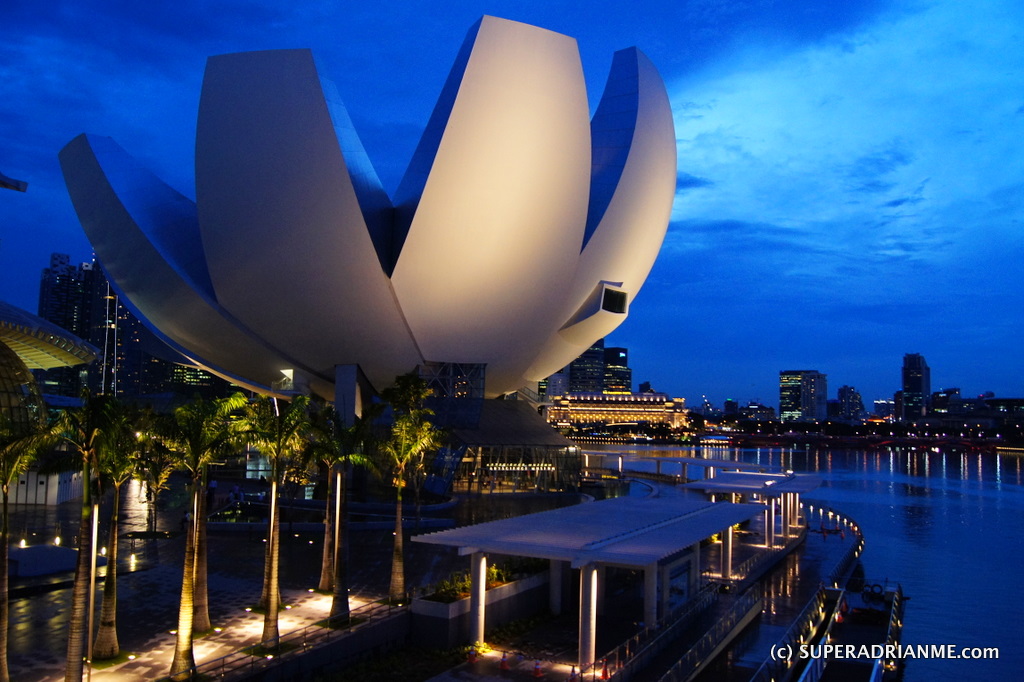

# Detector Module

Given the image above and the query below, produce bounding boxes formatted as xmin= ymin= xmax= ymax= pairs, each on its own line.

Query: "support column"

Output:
xmin=596 ymin=565 xmax=607 ymax=615
xmin=333 ymin=364 xmax=363 ymax=427
xmin=721 ymin=526 xmax=733 ymax=580
xmin=659 ymin=563 xmax=671 ymax=618
xmin=763 ymin=505 xmax=772 ymax=547
xmin=549 ymin=559 xmax=563 ymax=616
xmin=690 ymin=543 xmax=700 ymax=595
xmin=644 ymin=563 xmax=658 ymax=628
xmin=470 ymin=552 xmax=487 ymax=645
xmin=780 ymin=494 xmax=788 ymax=538
xmin=794 ymin=493 xmax=801 ymax=527
xmin=681 ymin=463 xmax=688 ymax=481
xmin=768 ymin=498 xmax=776 ymax=547
xmin=579 ymin=564 xmax=598 ymax=670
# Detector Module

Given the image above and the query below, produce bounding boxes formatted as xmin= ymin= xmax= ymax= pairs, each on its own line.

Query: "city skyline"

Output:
xmin=3 ymin=1 xmax=1022 ymax=406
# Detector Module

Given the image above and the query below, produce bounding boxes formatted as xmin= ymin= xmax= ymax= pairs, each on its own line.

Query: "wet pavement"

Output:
xmin=3 ymin=473 xmax=857 ymax=682
xmin=4 ymin=477 xmax=576 ymax=681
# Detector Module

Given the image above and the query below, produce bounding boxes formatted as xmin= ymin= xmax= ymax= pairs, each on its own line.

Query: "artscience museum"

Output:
xmin=59 ymin=16 xmax=676 ymax=410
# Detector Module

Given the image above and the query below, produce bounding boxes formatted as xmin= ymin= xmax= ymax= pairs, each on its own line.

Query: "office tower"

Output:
xmin=779 ymin=370 xmax=828 ymax=421
xmin=837 ymin=385 xmax=865 ymax=421
xmin=38 ymin=253 xmax=229 ymax=399
xmin=873 ymin=399 xmax=895 ymax=419
xmin=569 ymin=339 xmax=606 ymax=393
xmin=603 ymin=346 xmax=631 ymax=393
xmin=36 ymin=254 xmax=101 ymax=396
xmin=901 ymin=353 xmax=931 ymax=421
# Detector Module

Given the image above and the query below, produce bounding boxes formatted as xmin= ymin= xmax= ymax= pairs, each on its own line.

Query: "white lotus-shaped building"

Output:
xmin=59 ymin=17 xmax=676 ymax=402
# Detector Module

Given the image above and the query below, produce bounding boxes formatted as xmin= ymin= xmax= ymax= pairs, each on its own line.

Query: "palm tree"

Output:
xmin=380 ymin=374 xmax=439 ymax=602
xmin=92 ymin=409 xmax=143 ymax=660
xmin=158 ymin=393 xmax=246 ymax=680
xmin=0 ymin=414 xmax=52 ymax=682
xmin=53 ymin=391 xmax=119 ymax=682
xmin=133 ymin=407 xmax=173 ymax=534
xmin=307 ymin=400 xmax=380 ymax=620
xmin=243 ymin=395 xmax=311 ymax=650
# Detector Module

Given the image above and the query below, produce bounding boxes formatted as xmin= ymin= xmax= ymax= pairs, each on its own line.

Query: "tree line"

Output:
xmin=0 ymin=371 xmax=440 ymax=682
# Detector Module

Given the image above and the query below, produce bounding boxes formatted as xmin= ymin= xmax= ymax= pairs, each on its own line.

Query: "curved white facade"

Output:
xmin=59 ymin=16 xmax=676 ymax=399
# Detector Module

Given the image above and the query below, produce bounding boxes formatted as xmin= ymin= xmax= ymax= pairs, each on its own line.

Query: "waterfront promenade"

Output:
xmin=5 ymin=474 xmax=859 ymax=682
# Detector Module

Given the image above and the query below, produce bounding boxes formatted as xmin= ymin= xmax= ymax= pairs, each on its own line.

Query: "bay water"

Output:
xmin=591 ymin=443 xmax=1023 ymax=680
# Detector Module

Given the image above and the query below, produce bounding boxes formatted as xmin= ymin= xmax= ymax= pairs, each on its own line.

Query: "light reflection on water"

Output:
xmin=590 ymin=443 xmax=1023 ymax=679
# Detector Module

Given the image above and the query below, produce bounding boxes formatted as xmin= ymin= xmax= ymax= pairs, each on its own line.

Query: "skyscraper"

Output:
xmin=779 ymin=370 xmax=828 ymax=421
xmin=569 ymin=339 xmax=606 ymax=393
xmin=36 ymin=254 xmax=101 ymax=396
xmin=837 ymin=385 xmax=866 ymax=422
xmin=603 ymin=346 xmax=631 ymax=393
xmin=901 ymin=353 xmax=931 ymax=421
xmin=37 ymin=253 xmax=229 ymax=399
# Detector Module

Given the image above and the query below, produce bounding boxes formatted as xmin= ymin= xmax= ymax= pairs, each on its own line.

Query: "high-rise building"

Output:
xmin=901 ymin=353 xmax=931 ymax=421
xmin=603 ymin=346 xmax=631 ymax=393
xmin=779 ymin=370 xmax=828 ymax=421
xmin=568 ymin=339 xmax=606 ymax=393
xmin=873 ymin=399 xmax=895 ymax=419
xmin=837 ymin=385 xmax=865 ymax=422
xmin=36 ymin=254 xmax=102 ymax=396
xmin=37 ymin=253 xmax=230 ymax=400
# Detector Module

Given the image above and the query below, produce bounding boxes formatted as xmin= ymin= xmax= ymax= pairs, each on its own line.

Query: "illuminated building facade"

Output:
xmin=59 ymin=17 xmax=676 ymax=410
xmin=569 ymin=339 xmax=606 ymax=393
xmin=37 ymin=253 xmax=230 ymax=399
xmin=901 ymin=353 xmax=931 ymax=421
xmin=546 ymin=392 xmax=688 ymax=430
xmin=779 ymin=370 xmax=828 ymax=422
xmin=603 ymin=346 xmax=631 ymax=393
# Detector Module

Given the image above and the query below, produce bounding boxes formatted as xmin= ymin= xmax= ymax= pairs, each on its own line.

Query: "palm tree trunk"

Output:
xmin=0 ymin=486 xmax=11 ymax=682
xmin=64 ymin=463 xmax=93 ymax=682
xmin=389 ymin=484 xmax=405 ymax=602
xmin=329 ymin=465 xmax=349 ymax=620
xmin=93 ymin=482 xmax=121 ymax=659
xmin=261 ymin=478 xmax=280 ymax=649
xmin=169 ymin=480 xmax=199 ymax=679
xmin=193 ymin=468 xmax=211 ymax=633
xmin=318 ymin=463 xmax=335 ymax=592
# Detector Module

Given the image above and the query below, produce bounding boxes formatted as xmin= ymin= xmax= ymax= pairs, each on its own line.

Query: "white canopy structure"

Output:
xmin=414 ymin=495 xmax=764 ymax=668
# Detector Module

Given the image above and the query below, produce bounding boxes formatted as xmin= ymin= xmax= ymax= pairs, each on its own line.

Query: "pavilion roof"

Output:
xmin=414 ymin=495 xmax=763 ymax=568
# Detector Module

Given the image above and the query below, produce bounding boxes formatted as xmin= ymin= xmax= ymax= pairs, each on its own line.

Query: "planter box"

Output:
xmin=411 ymin=571 xmax=549 ymax=648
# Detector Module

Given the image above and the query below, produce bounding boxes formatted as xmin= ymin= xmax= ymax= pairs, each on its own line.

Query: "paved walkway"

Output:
xmin=5 ymin=482 xmax=575 ymax=681
xmin=427 ymin=650 xmax=584 ymax=681
xmin=9 ymin=557 xmax=358 ymax=682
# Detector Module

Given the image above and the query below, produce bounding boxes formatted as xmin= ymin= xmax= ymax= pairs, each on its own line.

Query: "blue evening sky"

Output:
xmin=1 ymin=0 xmax=1021 ymax=408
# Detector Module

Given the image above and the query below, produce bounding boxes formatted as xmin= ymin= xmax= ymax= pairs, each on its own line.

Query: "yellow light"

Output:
xmin=18 ymin=539 xmax=26 ymax=548
xmin=54 ymin=536 xmax=61 ymax=546
xmin=245 ymin=607 xmax=252 ymax=612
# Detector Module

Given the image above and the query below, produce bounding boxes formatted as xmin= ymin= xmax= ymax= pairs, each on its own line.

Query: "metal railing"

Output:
xmin=581 ymin=581 xmax=720 ymax=680
xmin=157 ymin=599 xmax=407 ymax=681
xmin=656 ymin=585 xmax=763 ymax=682
xmin=748 ymin=586 xmax=832 ymax=682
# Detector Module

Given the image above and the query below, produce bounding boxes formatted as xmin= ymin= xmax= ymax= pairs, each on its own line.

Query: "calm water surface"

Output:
xmin=592 ymin=444 xmax=1024 ymax=680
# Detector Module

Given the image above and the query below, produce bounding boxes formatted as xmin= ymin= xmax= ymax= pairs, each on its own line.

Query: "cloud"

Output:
xmin=676 ymin=172 xmax=713 ymax=190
